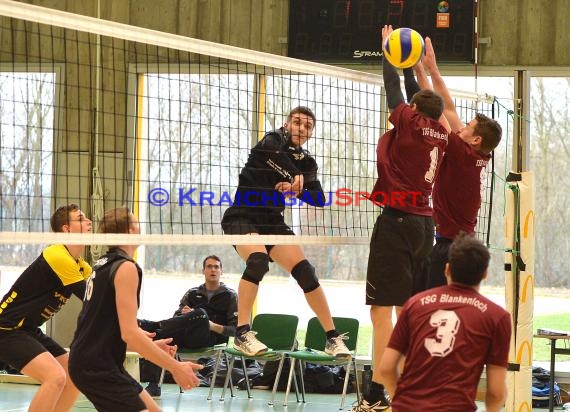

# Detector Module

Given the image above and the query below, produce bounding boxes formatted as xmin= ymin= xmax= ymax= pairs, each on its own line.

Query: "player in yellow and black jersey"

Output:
xmin=0 ymin=204 xmax=92 ymax=412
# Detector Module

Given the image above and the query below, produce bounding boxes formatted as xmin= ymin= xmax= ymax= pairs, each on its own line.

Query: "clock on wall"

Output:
xmin=288 ymin=0 xmax=476 ymax=64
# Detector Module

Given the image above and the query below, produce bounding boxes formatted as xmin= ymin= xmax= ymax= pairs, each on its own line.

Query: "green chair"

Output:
xmin=222 ymin=313 xmax=299 ymax=406
xmin=283 ymin=316 xmax=360 ymax=410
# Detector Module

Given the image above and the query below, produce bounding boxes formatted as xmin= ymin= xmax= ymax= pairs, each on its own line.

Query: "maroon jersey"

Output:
xmin=371 ymin=102 xmax=448 ymax=215
xmin=388 ymin=284 xmax=511 ymax=411
xmin=433 ymin=132 xmax=491 ymax=239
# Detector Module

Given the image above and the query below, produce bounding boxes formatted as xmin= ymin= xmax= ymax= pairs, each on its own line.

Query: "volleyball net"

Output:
xmin=0 ymin=1 xmax=508 ymax=262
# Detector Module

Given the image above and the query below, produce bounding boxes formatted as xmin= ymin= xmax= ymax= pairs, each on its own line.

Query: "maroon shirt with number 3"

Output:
xmin=371 ymin=102 xmax=449 ymax=215
xmin=388 ymin=284 xmax=511 ymax=411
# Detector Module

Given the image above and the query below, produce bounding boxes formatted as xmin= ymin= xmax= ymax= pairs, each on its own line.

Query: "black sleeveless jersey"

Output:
xmin=69 ymin=247 xmax=142 ymax=371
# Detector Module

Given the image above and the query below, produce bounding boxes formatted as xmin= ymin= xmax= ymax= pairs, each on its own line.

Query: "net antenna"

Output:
xmin=90 ymin=0 xmax=105 ymax=260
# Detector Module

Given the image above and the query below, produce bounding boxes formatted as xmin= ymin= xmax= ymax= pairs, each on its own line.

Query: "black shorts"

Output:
xmin=366 ymin=208 xmax=434 ymax=306
xmin=426 ymin=237 xmax=453 ymax=289
xmin=0 ymin=327 xmax=67 ymax=371
xmin=69 ymin=365 xmax=145 ymax=412
xmin=222 ymin=206 xmax=294 ymax=254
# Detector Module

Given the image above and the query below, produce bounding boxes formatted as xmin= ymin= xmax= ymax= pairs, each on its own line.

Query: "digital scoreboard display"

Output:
xmin=288 ymin=0 xmax=476 ymax=64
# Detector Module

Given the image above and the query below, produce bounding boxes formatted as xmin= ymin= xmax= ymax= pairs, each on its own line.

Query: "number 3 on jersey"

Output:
xmin=424 ymin=309 xmax=460 ymax=357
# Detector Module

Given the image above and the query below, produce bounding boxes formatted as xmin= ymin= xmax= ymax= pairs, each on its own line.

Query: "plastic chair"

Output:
xmin=222 ymin=313 xmax=299 ymax=406
xmin=283 ymin=316 xmax=360 ymax=410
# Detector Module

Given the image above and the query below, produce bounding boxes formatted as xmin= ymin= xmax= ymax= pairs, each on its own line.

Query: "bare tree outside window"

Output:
xmin=0 ymin=72 xmax=54 ymax=264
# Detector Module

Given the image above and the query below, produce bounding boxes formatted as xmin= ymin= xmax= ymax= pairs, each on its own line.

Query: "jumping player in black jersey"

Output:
xmin=0 ymin=204 xmax=92 ymax=412
xmin=221 ymin=106 xmax=350 ymax=358
xmin=68 ymin=208 xmax=202 ymax=412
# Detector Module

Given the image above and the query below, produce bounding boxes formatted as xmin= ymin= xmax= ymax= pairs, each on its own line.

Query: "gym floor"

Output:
xmin=0 ymin=382 xmax=354 ymax=411
xmin=0 ymin=382 xmax=554 ymax=411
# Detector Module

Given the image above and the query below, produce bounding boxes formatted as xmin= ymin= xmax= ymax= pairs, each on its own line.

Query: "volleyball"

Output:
xmin=382 ymin=28 xmax=425 ymax=69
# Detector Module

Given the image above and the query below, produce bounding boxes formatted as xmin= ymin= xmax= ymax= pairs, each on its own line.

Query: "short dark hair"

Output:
xmin=474 ymin=113 xmax=502 ymax=154
xmin=287 ymin=106 xmax=316 ymax=124
xmin=202 ymin=255 xmax=222 ymax=269
xmin=98 ymin=207 xmax=133 ymax=235
xmin=50 ymin=204 xmax=80 ymax=232
xmin=410 ymin=89 xmax=444 ymax=120
xmin=448 ymin=232 xmax=490 ymax=286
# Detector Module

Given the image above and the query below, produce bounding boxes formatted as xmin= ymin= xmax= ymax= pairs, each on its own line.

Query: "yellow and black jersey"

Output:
xmin=0 ymin=244 xmax=92 ymax=331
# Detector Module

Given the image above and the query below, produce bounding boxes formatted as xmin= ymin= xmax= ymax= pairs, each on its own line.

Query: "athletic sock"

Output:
xmin=367 ymin=381 xmax=385 ymax=402
xmin=325 ymin=329 xmax=339 ymax=340
xmin=236 ymin=324 xmax=251 ymax=337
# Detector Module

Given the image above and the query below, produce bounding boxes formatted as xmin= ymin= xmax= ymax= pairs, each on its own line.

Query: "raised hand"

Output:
xmin=381 ymin=25 xmax=394 ymax=44
xmin=421 ymin=37 xmax=437 ymax=73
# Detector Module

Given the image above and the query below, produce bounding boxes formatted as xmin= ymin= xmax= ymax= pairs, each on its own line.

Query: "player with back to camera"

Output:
xmin=221 ymin=106 xmax=350 ymax=359
xmin=351 ymin=25 xmax=450 ymax=412
xmin=417 ymin=36 xmax=502 ymax=291
xmin=0 ymin=204 xmax=92 ymax=412
xmin=379 ymin=232 xmax=511 ymax=411
xmin=68 ymin=207 xmax=202 ymax=412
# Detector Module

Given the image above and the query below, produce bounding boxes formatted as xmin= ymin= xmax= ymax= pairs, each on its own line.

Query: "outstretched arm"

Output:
xmin=410 ymin=61 xmax=451 ymax=132
xmin=382 ymin=25 xmax=405 ymax=112
xmin=403 ymin=68 xmax=420 ymax=103
xmin=413 ymin=62 xmax=431 ymax=90
xmin=403 ymin=61 xmax=433 ymax=101
xmin=421 ymin=37 xmax=463 ymax=132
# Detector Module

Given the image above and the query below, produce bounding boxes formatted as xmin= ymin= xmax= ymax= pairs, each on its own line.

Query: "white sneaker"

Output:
xmin=350 ymin=396 xmax=391 ymax=411
xmin=234 ymin=330 xmax=268 ymax=356
xmin=325 ymin=332 xmax=352 ymax=358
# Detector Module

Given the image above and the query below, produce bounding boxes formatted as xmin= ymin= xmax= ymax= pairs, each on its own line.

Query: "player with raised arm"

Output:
xmin=352 ymin=26 xmax=450 ymax=412
xmin=420 ymin=37 xmax=502 ymax=290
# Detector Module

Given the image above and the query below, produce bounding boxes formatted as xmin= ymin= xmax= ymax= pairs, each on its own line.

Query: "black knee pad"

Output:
xmin=242 ymin=252 xmax=269 ymax=285
xmin=291 ymin=259 xmax=320 ymax=293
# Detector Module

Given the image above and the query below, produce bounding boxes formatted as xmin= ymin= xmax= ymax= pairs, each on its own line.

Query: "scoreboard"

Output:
xmin=288 ymin=0 xmax=476 ymax=64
